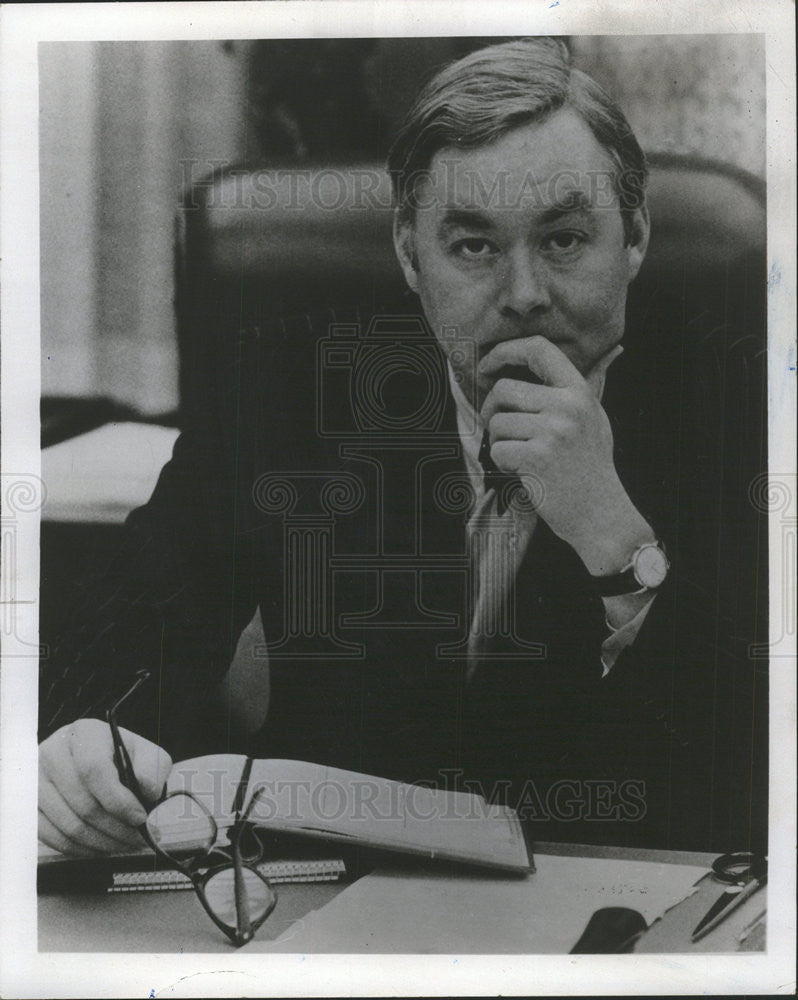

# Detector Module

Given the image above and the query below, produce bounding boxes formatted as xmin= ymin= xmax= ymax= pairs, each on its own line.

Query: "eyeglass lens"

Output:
xmin=204 ymin=867 xmax=276 ymax=927
xmin=146 ymin=793 xmax=216 ymax=857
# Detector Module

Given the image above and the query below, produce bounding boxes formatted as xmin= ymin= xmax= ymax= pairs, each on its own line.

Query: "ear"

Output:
xmin=393 ymin=210 xmax=420 ymax=295
xmin=626 ymin=203 xmax=650 ymax=282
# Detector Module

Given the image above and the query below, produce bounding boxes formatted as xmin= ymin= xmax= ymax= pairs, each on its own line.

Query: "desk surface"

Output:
xmin=38 ymin=842 xmax=766 ymax=954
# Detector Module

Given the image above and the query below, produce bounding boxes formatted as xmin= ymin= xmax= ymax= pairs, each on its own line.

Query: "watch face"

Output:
xmin=635 ymin=544 xmax=669 ymax=588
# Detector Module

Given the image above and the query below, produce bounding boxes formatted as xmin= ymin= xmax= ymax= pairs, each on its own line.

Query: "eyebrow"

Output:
xmin=439 ymin=190 xmax=596 ymax=234
xmin=438 ymin=208 xmax=495 ymax=233
xmin=539 ymin=189 xmax=593 ymax=224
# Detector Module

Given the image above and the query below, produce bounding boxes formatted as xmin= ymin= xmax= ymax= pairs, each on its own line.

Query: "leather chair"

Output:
xmin=175 ymin=153 xmax=765 ymax=419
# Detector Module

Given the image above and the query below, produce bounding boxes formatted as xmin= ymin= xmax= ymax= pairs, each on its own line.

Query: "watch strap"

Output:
xmin=591 ymin=566 xmax=643 ymax=597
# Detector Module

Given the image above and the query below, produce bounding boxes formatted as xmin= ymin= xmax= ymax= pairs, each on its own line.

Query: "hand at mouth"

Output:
xmin=477 ymin=337 xmax=551 ymax=402
xmin=477 ymin=335 xmax=621 ymax=404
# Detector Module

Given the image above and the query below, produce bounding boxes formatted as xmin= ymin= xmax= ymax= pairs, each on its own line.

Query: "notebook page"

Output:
xmin=265 ymin=855 xmax=708 ymax=953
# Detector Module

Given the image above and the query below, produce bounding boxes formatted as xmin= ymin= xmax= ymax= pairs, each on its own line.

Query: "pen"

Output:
xmin=737 ymin=908 xmax=767 ymax=943
xmin=691 ymin=874 xmax=767 ymax=942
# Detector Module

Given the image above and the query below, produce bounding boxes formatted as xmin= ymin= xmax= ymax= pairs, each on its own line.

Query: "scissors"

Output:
xmin=691 ymin=852 xmax=768 ymax=942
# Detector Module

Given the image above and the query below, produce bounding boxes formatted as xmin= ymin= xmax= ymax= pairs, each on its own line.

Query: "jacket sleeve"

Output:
xmin=590 ymin=326 xmax=769 ymax=850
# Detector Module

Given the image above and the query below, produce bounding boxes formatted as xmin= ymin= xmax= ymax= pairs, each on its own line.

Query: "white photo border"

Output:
xmin=1 ymin=1 xmax=795 ymax=996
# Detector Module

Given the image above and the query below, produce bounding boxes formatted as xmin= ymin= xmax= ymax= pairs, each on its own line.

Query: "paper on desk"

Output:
xmin=42 ymin=422 xmax=180 ymax=523
xmin=266 ymin=854 xmax=708 ymax=953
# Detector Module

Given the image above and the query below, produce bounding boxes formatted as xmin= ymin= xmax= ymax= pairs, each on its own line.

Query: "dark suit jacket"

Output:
xmin=40 ymin=296 xmax=768 ymax=852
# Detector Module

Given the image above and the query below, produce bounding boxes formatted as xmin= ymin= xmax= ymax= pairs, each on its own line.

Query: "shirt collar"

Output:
xmin=446 ymin=363 xmax=485 ymax=483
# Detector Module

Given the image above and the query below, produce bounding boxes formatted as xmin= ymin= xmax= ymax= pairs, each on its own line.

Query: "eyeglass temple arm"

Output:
xmin=232 ymin=847 xmax=254 ymax=944
xmin=106 ymin=670 xmax=151 ymax=807
xmin=231 ymin=756 xmax=254 ymax=818
xmin=227 ymin=759 xmax=255 ymax=944
xmin=230 ymin=786 xmax=268 ymax=946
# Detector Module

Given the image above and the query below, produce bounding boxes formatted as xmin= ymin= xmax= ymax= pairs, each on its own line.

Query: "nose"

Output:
xmin=497 ymin=248 xmax=551 ymax=319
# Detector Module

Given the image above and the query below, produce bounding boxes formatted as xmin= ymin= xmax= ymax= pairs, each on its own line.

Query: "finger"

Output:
xmin=40 ymin=755 xmax=146 ymax=848
xmin=522 ymin=336 xmax=585 ymax=389
xmin=126 ymin=729 xmax=172 ymax=805
xmin=490 ymin=439 xmax=529 ymax=475
xmin=584 ymin=343 xmax=623 ymax=398
xmin=479 ymin=336 xmax=583 ymax=390
xmin=68 ymin=729 xmax=150 ymax=827
xmin=38 ymin=808 xmax=105 ymax=858
xmin=488 ymin=411 xmax=539 ymax=443
xmin=479 ymin=337 xmax=540 ymax=379
xmin=480 ymin=378 xmax=547 ymax=426
xmin=478 ymin=339 xmax=542 ymax=397
xmin=40 ymin=722 xmax=148 ymax=832
xmin=39 ymin=778 xmax=140 ymax=854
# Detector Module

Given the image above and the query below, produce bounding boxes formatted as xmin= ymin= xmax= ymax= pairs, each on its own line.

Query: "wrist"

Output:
xmin=571 ymin=494 xmax=655 ymax=577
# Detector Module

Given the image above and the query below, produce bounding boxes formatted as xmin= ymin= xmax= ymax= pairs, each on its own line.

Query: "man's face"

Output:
xmin=394 ymin=108 xmax=649 ymax=409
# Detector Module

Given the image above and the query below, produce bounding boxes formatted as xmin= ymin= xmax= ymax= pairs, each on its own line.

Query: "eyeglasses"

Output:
xmin=106 ymin=670 xmax=277 ymax=947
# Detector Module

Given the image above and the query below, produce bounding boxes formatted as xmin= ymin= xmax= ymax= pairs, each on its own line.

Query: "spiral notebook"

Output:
xmin=37 ymin=847 xmax=347 ymax=895
xmin=108 ymin=857 xmax=347 ymax=892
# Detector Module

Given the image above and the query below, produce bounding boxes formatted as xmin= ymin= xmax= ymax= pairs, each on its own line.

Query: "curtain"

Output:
xmin=40 ymin=41 xmax=252 ymax=414
xmin=571 ymin=35 xmax=766 ymax=178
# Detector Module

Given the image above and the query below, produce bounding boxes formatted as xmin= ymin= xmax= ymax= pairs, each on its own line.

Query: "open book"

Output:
xmin=165 ymin=755 xmax=532 ymax=873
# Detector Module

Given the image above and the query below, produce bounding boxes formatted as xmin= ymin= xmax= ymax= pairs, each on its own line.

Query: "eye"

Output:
xmin=452 ymin=237 xmax=496 ymax=259
xmin=542 ymin=230 xmax=585 ymax=253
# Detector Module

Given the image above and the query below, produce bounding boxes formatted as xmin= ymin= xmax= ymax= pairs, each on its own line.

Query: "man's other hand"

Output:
xmin=39 ymin=719 xmax=172 ymax=856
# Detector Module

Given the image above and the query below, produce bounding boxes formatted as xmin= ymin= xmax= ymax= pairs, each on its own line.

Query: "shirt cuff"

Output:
xmin=600 ymin=593 xmax=658 ymax=677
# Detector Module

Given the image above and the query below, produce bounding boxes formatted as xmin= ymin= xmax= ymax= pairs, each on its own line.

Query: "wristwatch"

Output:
xmin=590 ymin=541 xmax=670 ymax=597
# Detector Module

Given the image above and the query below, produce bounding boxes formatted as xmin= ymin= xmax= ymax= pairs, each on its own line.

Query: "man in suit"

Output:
xmin=38 ymin=38 xmax=767 ymax=855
